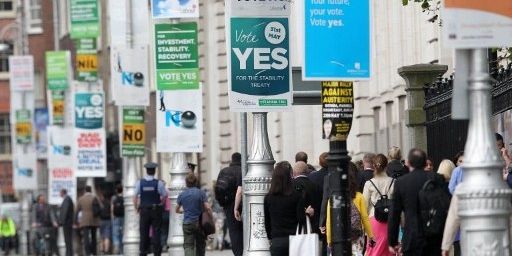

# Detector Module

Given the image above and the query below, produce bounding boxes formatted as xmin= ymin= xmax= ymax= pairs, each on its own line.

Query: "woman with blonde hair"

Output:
xmin=437 ymin=159 xmax=456 ymax=183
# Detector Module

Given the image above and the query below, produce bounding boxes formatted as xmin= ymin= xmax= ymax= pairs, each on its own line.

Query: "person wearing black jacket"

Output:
xmin=388 ymin=148 xmax=441 ymax=256
xmin=293 ymin=161 xmax=321 ymax=234
xmin=387 ymin=146 xmax=409 ymax=178
xmin=59 ymin=189 xmax=74 ymax=256
xmin=264 ymin=161 xmax=313 ymax=256
xmin=358 ymin=153 xmax=376 ymax=192
xmin=308 ymin=152 xmax=329 ymax=192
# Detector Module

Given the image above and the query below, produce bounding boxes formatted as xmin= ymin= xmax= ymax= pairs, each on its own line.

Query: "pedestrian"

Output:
xmin=99 ymin=194 xmax=112 ymax=254
xmin=75 ymin=186 xmax=100 ymax=256
xmin=264 ymin=161 xmax=313 ymax=256
xmin=161 ymin=190 xmax=171 ymax=252
xmin=358 ymin=153 xmax=376 ymax=192
xmin=32 ymin=194 xmax=59 ymax=255
xmin=386 ymin=146 xmax=408 ymax=178
xmin=295 ymin=151 xmax=316 ymax=174
xmin=425 ymin=157 xmax=434 ymax=172
xmin=0 ymin=215 xmax=16 ymax=255
xmin=388 ymin=148 xmax=447 ymax=255
xmin=437 ymin=159 xmax=456 ymax=185
xmin=363 ymin=154 xmax=394 ymax=256
xmin=59 ymin=189 xmax=74 ymax=256
xmin=452 ymin=151 xmax=464 ymax=167
xmin=134 ymin=162 xmax=167 ymax=256
xmin=176 ymin=173 xmax=210 ymax=256
xmin=214 ymin=152 xmax=243 ymax=256
xmin=308 ymin=152 xmax=329 ymax=255
xmin=323 ymin=162 xmax=374 ymax=255
xmin=292 ymin=161 xmax=321 ymax=235
xmin=111 ymin=185 xmax=124 ymax=255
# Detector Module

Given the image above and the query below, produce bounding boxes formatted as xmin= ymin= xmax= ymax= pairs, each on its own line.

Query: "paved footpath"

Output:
xmin=206 ymin=249 xmax=233 ymax=256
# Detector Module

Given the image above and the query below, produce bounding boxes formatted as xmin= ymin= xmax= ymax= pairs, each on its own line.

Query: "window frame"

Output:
xmin=0 ymin=0 xmax=16 ymax=18
xmin=24 ymin=0 xmax=42 ymax=34
xmin=0 ymin=113 xmax=12 ymax=157
xmin=0 ymin=40 xmax=14 ymax=80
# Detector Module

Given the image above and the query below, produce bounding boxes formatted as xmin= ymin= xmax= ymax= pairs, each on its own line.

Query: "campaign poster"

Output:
xmin=304 ymin=0 xmax=371 ymax=80
xmin=70 ymin=0 xmax=100 ymax=39
xmin=8 ymin=56 xmax=34 ymax=91
xmin=321 ymin=81 xmax=354 ymax=141
xmin=47 ymin=126 xmax=76 ymax=205
xmin=154 ymin=22 xmax=199 ymax=90
xmin=15 ymin=109 xmax=32 ymax=144
xmin=443 ymin=0 xmax=512 ymax=48
xmin=34 ymin=108 xmax=49 ymax=158
xmin=228 ymin=17 xmax=291 ymax=112
xmin=111 ymin=46 xmax=150 ymax=106
xmin=50 ymin=90 xmax=65 ymax=125
xmin=74 ymin=92 xmax=104 ymax=129
xmin=156 ymin=88 xmax=202 ymax=152
xmin=73 ymin=129 xmax=106 ymax=177
xmin=12 ymin=152 xmax=37 ymax=191
xmin=46 ymin=51 xmax=71 ymax=90
xmin=228 ymin=0 xmax=290 ymax=17
xmin=122 ymin=107 xmax=146 ymax=157
xmin=151 ymin=0 xmax=199 ymax=19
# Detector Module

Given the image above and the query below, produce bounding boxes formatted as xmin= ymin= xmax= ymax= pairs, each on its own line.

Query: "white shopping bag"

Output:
xmin=289 ymin=216 xmax=321 ymax=256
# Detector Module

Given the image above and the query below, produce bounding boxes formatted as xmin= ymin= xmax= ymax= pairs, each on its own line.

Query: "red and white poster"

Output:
xmin=47 ymin=126 xmax=76 ymax=204
xmin=8 ymin=56 xmax=34 ymax=91
xmin=73 ymin=129 xmax=106 ymax=177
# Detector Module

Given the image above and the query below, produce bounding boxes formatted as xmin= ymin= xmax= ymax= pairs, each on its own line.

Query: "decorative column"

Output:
xmin=244 ymin=113 xmax=275 ymax=256
xmin=123 ymin=157 xmax=140 ymax=254
xmin=398 ymin=64 xmax=448 ymax=152
xmin=167 ymin=153 xmax=188 ymax=256
xmin=458 ymin=49 xmax=512 ymax=255
xmin=20 ymin=191 xmax=30 ymax=255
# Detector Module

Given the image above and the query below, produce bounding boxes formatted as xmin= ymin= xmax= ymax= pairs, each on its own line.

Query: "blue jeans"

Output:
xmin=112 ymin=217 xmax=124 ymax=254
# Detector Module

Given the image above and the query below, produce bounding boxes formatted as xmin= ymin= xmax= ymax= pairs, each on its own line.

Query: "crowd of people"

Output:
xmin=212 ymin=132 xmax=512 ymax=256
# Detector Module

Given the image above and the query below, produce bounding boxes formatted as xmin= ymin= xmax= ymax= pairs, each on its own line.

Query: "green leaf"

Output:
xmin=402 ymin=0 xmax=409 ymax=6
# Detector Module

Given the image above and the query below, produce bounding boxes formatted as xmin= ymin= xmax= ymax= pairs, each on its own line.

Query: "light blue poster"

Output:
xmin=304 ymin=0 xmax=370 ymax=81
xmin=151 ymin=0 xmax=199 ymax=19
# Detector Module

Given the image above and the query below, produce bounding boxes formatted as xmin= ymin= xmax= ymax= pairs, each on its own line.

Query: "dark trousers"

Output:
xmin=270 ymin=237 xmax=289 ymax=256
xmin=81 ymin=226 xmax=97 ymax=256
xmin=139 ymin=207 xmax=162 ymax=256
xmin=453 ymin=241 xmax=461 ymax=256
xmin=403 ymin=237 xmax=442 ymax=256
xmin=182 ymin=222 xmax=206 ymax=256
xmin=1 ymin=236 xmax=15 ymax=255
xmin=63 ymin=225 xmax=73 ymax=256
xmin=224 ymin=206 xmax=243 ymax=256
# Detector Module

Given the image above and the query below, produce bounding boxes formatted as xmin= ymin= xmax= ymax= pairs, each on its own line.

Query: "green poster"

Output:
xmin=75 ymin=38 xmax=97 ymax=51
xmin=46 ymin=51 xmax=70 ymax=91
xmin=122 ymin=108 xmax=145 ymax=157
xmin=51 ymin=91 xmax=65 ymax=125
xmin=154 ymin=22 xmax=199 ymax=90
xmin=15 ymin=109 xmax=32 ymax=144
xmin=70 ymin=0 xmax=100 ymax=39
xmin=75 ymin=39 xmax=98 ymax=82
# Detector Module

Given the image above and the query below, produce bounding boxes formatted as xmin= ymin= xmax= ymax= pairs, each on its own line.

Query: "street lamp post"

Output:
xmin=167 ymin=153 xmax=188 ymax=256
xmin=244 ymin=112 xmax=275 ymax=256
xmin=458 ymin=49 xmax=512 ymax=255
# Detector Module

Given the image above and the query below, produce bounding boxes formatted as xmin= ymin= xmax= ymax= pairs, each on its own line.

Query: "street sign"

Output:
xmin=154 ymin=22 xmax=199 ymax=90
xmin=228 ymin=17 xmax=292 ymax=112
xmin=304 ymin=0 xmax=371 ymax=81
xmin=46 ymin=51 xmax=71 ymax=90
xmin=70 ymin=0 xmax=100 ymax=39
xmin=122 ymin=108 xmax=145 ymax=157
xmin=322 ymin=81 xmax=354 ymax=141
xmin=443 ymin=0 xmax=512 ymax=48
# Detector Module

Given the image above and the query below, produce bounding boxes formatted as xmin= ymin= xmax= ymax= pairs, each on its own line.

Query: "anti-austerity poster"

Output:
xmin=321 ymin=81 xmax=354 ymax=141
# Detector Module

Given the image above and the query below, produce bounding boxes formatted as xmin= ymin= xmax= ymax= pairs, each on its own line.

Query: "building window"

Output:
xmin=0 ymin=0 xmax=14 ymax=12
xmin=26 ymin=0 xmax=42 ymax=33
xmin=0 ymin=114 xmax=11 ymax=155
xmin=0 ymin=41 xmax=14 ymax=73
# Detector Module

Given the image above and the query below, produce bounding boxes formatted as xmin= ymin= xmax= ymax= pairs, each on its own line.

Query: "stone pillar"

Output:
xmin=244 ymin=113 xmax=275 ymax=256
xmin=20 ymin=191 xmax=30 ymax=255
xmin=123 ymin=157 xmax=140 ymax=254
xmin=398 ymin=64 xmax=448 ymax=152
xmin=167 ymin=153 xmax=188 ymax=256
xmin=458 ymin=49 xmax=512 ymax=255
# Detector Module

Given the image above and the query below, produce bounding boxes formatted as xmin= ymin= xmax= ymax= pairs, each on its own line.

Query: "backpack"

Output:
xmin=112 ymin=195 xmax=125 ymax=217
xmin=418 ymin=174 xmax=451 ymax=237
xmin=214 ymin=169 xmax=238 ymax=208
xmin=369 ymin=179 xmax=395 ymax=223
xmin=100 ymin=199 xmax=111 ymax=220
xmin=350 ymin=201 xmax=363 ymax=241
xmin=92 ymin=198 xmax=102 ymax=218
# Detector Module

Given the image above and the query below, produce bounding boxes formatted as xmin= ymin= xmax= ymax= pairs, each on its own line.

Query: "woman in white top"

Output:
xmin=363 ymin=154 xmax=395 ymax=256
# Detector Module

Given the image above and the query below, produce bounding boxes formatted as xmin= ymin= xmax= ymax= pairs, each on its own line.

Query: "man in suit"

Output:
xmin=293 ymin=161 xmax=321 ymax=233
xmin=59 ymin=189 xmax=74 ymax=256
xmin=76 ymin=186 xmax=100 ymax=256
xmin=358 ymin=153 xmax=376 ymax=192
xmin=388 ymin=148 xmax=440 ymax=256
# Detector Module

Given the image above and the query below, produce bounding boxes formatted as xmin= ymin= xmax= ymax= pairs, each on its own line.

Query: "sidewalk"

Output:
xmin=206 ymin=250 xmax=233 ymax=256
